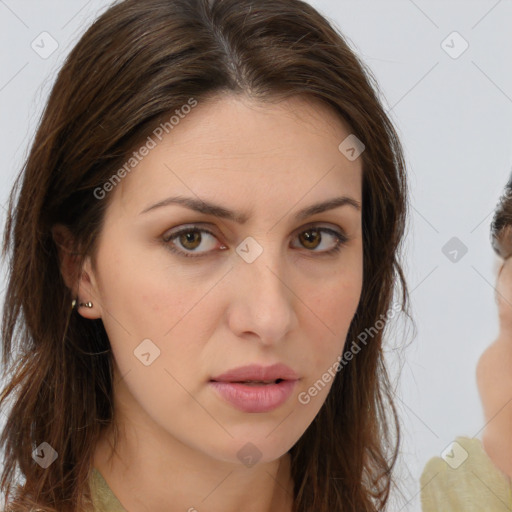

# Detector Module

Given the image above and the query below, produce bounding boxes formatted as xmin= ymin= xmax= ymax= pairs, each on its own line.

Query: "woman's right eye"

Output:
xmin=163 ymin=227 xmax=225 ymax=258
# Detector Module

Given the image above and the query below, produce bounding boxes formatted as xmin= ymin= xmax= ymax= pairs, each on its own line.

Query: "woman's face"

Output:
xmin=77 ymin=93 xmax=363 ymax=465
xmin=477 ymin=256 xmax=512 ymax=477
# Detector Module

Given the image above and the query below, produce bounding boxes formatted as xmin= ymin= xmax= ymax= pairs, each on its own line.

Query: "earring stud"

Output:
xmin=71 ymin=299 xmax=93 ymax=310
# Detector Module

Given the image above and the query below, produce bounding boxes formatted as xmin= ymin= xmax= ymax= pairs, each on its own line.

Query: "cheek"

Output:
xmin=94 ymin=249 xmax=211 ymax=390
xmin=98 ymin=242 xmax=208 ymax=334
xmin=323 ymin=275 xmax=361 ymax=319
xmin=300 ymin=266 xmax=363 ymax=370
xmin=477 ymin=340 xmax=512 ymax=411
xmin=476 ymin=338 xmax=512 ymax=471
xmin=315 ymin=263 xmax=362 ymax=329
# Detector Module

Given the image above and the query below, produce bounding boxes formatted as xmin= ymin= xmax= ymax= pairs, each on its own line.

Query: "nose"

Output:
xmin=226 ymin=243 xmax=297 ymax=346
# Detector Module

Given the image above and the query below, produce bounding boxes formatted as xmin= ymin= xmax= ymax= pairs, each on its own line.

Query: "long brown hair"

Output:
xmin=0 ymin=0 xmax=410 ymax=510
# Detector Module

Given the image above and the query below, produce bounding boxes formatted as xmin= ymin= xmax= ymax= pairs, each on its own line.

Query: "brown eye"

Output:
xmin=299 ymin=229 xmax=322 ymax=250
xmin=179 ymin=230 xmax=202 ymax=250
xmin=163 ymin=227 xmax=223 ymax=258
xmin=293 ymin=226 xmax=348 ymax=254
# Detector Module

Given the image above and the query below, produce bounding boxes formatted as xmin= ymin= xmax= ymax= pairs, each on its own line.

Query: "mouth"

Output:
xmin=212 ymin=379 xmax=286 ymax=385
xmin=209 ymin=364 xmax=299 ymax=413
xmin=210 ymin=363 xmax=299 ymax=383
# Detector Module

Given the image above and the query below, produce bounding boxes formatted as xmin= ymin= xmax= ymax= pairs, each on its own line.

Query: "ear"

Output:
xmin=52 ymin=223 xmax=101 ymax=320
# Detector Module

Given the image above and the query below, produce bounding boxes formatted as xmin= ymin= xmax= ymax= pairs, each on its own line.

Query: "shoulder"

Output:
xmin=420 ymin=436 xmax=512 ymax=511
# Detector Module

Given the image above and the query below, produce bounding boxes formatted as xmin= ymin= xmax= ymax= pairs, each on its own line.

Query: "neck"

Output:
xmin=92 ymin=385 xmax=295 ymax=512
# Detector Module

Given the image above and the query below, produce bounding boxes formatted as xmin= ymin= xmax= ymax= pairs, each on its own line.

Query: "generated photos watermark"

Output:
xmin=93 ymin=98 xmax=198 ymax=200
xmin=298 ymin=300 xmax=402 ymax=405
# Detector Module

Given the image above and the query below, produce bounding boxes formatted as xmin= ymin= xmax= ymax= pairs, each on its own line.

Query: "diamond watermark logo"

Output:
xmin=441 ymin=441 xmax=468 ymax=469
xmin=236 ymin=237 xmax=263 ymax=263
xmin=441 ymin=31 xmax=469 ymax=60
xmin=237 ymin=442 xmax=262 ymax=468
xmin=32 ymin=442 xmax=58 ymax=468
xmin=338 ymin=134 xmax=365 ymax=161
xmin=442 ymin=236 xmax=468 ymax=263
xmin=31 ymin=32 xmax=59 ymax=59
xmin=134 ymin=338 xmax=161 ymax=366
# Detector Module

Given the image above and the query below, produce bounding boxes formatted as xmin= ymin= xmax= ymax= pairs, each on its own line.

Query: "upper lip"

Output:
xmin=210 ymin=364 xmax=299 ymax=383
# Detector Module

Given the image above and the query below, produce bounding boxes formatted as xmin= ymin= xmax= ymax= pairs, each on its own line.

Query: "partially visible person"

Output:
xmin=420 ymin=174 xmax=512 ymax=510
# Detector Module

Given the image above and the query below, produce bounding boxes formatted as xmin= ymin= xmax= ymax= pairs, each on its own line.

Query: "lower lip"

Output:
xmin=209 ymin=380 xmax=298 ymax=413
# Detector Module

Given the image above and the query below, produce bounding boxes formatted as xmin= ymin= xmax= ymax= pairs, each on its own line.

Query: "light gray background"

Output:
xmin=1 ymin=1 xmax=512 ymax=510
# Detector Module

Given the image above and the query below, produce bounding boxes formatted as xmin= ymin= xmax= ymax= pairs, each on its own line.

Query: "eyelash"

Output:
xmin=162 ymin=224 xmax=349 ymax=259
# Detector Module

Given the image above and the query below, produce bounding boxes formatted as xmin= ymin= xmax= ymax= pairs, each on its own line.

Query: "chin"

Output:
xmin=201 ymin=431 xmax=299 ymax=467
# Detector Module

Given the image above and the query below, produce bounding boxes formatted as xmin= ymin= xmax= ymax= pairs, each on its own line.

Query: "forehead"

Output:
xmin=113 ymin=93 xmax=363 ymax=216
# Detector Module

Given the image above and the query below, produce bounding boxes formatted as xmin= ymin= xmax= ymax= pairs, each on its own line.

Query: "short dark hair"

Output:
xmin=491 ymin=172 xmax=512 ymax=259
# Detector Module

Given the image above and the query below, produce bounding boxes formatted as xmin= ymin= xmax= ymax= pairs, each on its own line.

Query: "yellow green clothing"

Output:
xmin=421 ymin=436 xmax=512 ymax=511
xmin=89 ymin=468 xmax=127 ymax=512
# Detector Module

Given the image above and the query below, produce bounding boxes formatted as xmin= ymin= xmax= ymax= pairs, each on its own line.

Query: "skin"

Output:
xmin=53 ymin=93 xmax=363 ymax=512
xmin=476 ymin=255 xmax=512 ymax=479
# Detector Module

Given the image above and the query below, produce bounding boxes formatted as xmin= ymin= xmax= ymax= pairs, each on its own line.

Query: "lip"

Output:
xmin=211 ymin=363 xmax=299 ymax=383
xmin=209 ymin=364 xmax=299 ymax=413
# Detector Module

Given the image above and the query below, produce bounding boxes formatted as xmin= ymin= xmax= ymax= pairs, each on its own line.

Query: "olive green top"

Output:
xmin=421 ymin=436 xmax=512 ymax=511
xmin=89 ymin=468 xmax=127 ymax=512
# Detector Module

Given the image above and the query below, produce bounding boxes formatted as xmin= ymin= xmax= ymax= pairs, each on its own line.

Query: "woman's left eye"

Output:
xmin=290 ymin=227 xmax=348 ymax=254
xmin=162 ymin=225 xmax=348 ymax=258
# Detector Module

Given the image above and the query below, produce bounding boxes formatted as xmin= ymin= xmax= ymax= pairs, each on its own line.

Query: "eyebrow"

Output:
xmin=139 ymin=195 xmax=361 ymax=222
